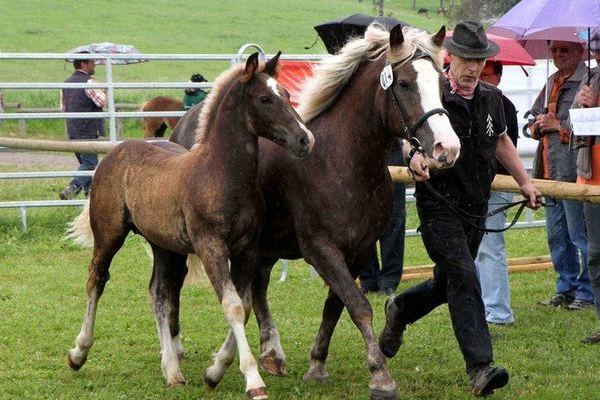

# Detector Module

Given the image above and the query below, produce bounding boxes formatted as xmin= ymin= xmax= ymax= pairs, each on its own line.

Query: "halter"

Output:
xmin=380 ymin=49 xmax=449 ymax=140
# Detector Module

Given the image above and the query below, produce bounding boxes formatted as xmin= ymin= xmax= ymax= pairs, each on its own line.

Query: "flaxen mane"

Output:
xmin=194 ymin=63 xmax=269 ymax=144
xmin=297 ymin=24 xmax=441 ymax=122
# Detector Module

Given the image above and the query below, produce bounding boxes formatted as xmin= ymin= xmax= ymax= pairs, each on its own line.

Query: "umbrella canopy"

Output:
xmin=443 ymin=31 xmax=535 ymax=66
xmin=489 ymin=0 xmax=600 ymax=42
xmin=314 ymin=13 xmax=408 ymax=54
xmin=67 ymin=42 xmax=147 ymax=65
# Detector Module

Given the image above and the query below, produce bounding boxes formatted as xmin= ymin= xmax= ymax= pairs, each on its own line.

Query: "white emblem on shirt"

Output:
xmin=486 ymin=114 xmax=494 ymax=137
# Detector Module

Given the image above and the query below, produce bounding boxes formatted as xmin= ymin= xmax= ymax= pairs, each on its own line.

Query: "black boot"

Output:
xmin=378 ymin=295 xmax=406 ymax=358
xmin=469 ymin=365 xmax=509 ymax=396
xmin=59 ymin=184 xmax=81 ymax=200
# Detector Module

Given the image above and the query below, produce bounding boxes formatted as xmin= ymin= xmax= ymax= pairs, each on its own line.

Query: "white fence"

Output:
xmin=0 ymin=50 xmax=546 ymax=232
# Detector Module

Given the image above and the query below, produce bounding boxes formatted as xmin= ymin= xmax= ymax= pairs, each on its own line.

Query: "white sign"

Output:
xmin=380 ymin=65 xmax=394 ymax=90
xmin=569 ymin=107 xmax=600 ymax=136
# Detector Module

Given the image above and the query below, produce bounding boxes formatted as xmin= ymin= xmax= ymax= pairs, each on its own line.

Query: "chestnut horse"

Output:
xmin=66 ymin=52 xmax=314 ymax=399
xmin=171 ymin=24 xmax=460 ymax=399
xmin=141 ymin=96 xmax=183 ymax=137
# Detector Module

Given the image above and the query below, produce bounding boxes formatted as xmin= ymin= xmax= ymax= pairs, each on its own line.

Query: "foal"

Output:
xmin=141 ymin=96 xmax=183 ymax=137
xmin=67 ymin=52 xmax=314 ymax=399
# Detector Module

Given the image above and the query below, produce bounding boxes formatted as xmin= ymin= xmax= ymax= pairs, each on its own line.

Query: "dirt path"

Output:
xmin=0 ymin=150 xmax=79 ymax=170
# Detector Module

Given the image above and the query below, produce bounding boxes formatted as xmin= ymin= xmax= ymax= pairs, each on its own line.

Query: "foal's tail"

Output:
xmin=185 ymin=254 xmax=208 ymax=286
xmin=67 ymin=201 xmax=94 ymax=248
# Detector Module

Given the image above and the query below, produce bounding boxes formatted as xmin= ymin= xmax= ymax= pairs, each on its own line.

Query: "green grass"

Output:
xmin=0 ymin=208 xmax=597 ymax=400
xmin=0 ymin=0 xmax=451 ymax=139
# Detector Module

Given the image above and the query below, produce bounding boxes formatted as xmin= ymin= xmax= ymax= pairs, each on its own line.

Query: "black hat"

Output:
xmin=190 ymin=73 xmax=206 ymax=82
xmin=444 ymin=21 xmax=499 ymax=59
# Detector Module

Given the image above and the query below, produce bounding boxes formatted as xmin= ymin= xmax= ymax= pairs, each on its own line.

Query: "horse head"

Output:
xmin=240 ymin=52 xmax=315 ymax=158
xmin=379 ymin=24 xmax=460 ymax=169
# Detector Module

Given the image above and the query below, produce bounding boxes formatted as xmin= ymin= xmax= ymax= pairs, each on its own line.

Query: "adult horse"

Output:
xmin=141 ymin=96 xmax=183 ymax=137
xmin=66 ymin=52 xmax=314 ymax=399
xmin=171 ymin=24 xmax=460 ymax=399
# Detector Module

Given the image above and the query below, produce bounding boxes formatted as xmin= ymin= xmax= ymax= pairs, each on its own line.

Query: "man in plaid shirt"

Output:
xmin=59 ymin=56 xmax=107 ymax=199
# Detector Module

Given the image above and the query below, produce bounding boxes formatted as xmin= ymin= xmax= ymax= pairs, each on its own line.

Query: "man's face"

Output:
xmin=550 ymin=41 xmax=583 ymax=72
xmin=82 ymin=60 xmax=95 ymax=75
xmin=448 ymin=54 xmax=486 ymax=88
xmin=479 ymin=63 xmax=501 ymax=87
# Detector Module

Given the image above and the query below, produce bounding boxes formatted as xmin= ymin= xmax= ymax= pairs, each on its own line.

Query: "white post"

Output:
xmin=105 ymin=56 xmax=117 ymax=142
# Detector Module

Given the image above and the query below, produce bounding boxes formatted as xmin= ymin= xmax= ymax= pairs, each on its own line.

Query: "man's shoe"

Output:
xmin=566 ymin=299 xmax=594 ymax=311
xmin=59 ymin=184 xmax=81 ymax=200
xmin=378 ymin=295 xmax=406 ymax=358
xmin=470 ymin=365 xmax=509 ymax=397
xmin=582 ymin=330 xmax=600 ymax=344
xmin=538 ymin=293 xmax=574 ymax=307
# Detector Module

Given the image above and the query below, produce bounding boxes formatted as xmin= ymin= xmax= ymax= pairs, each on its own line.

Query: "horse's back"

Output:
xmin=170 ymin=101 xmax=204 ymax=149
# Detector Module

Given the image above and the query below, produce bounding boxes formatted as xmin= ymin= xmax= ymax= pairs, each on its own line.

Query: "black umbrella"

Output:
xmin=313 ymin=13 xmax=408 ymax=54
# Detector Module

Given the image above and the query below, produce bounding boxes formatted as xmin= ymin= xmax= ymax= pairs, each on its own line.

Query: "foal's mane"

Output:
xmin=297 ymin=24 xmax=442 ymax=123
xmin=194 ymin=63 xmax=266 ymax=144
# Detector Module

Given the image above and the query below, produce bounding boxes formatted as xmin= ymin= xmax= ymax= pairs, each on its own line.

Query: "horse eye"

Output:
xmin=259 ymin=95 xmax=270 ymax=103
xmin=398 ymin=80 xmax=409 ymax=89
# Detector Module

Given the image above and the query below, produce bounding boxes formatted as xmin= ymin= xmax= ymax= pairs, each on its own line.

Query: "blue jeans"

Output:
xmin=359 ymin=181 xmax=406 ymax=292
xmin=584 ymin=203 xmax=600 ymax=319
xmin=546 ymin=198 xmax=593 ymax=302
xmin=70 ymin=152 xmax=98 ymax=193
xmin=475 ymin=191 xmax=514 ymax=324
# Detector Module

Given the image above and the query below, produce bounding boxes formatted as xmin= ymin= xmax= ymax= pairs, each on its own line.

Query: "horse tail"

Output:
xmin=67 ymin=201 xmax=94 ymax=248
xmin=184 ymin=254 xmax=209 ymax=286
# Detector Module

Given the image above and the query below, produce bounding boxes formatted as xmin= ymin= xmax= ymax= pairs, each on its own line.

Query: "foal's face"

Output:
xmin=241 ymin=52 xmax=314 ymax=158
xmin=384 ymin=26 xmax=460 ymax=170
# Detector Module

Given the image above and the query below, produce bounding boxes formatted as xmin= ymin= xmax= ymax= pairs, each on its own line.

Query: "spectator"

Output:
xmin=359 ymin=142 xmax=406 ymax=296
xmin=379 ymin=21 xmax=540 ymax=396
xmin=59 ymin=54 xmax=106 ymax=199
xmin=528 ymin=41 xmax=595 ymax=310
xmin=572 ymin=29 xmax=600 ymax=343
xmin=183 ymin=73 xmax=208 ymax=111
xmin=474 ymin=60 xmax=518 ymax=325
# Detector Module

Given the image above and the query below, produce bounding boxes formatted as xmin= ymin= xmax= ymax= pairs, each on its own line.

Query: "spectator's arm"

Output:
xmin=85 ymin=78 xmax=107 ymax=108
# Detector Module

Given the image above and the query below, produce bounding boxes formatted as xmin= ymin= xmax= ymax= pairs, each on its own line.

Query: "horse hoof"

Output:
xmin=369 ymin=387 xmax=399 ymax=400
xmin=204 ymin=373 xmax=219 ymax=389
xmin=259 ymin=352 xmax=287 ymax=376
xmin=246 ymin=386 xmax=268 ymax=399
xmin=167 ymin=379 xmax=186 ymax=388
xmin=302 ymin=369 xmax=329 ymax=383
xmin=67 ymin=352 xmax=85 ymax=371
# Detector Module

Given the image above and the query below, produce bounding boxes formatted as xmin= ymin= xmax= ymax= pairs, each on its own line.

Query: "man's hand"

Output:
xmin=538 ymin=112 xmax=561 ymax=134
xmin=408 ymin=152 xmax=430 ymax=182
xmin=520 ymin=181 xmax=541 ymax=209
xmin=576 ymin=85 xmax=594 ymax=107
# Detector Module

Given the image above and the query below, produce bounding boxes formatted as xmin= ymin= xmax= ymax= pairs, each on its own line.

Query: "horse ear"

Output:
xmin=389 ymin=24 xmax=405 ymax=50
xmin=431 ymin=26 xmax=446 ymax=48
xmin=241 ymin=52 xmax=259 ymax=83
xmin=265 ymin=51 xmax=282 ymax=78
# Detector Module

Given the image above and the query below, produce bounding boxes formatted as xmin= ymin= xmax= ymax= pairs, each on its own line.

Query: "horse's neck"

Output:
xmin=313 ymin=62 xmax=393 ymax=176
xmin=197 ymin=100 xmax=259 ymax=182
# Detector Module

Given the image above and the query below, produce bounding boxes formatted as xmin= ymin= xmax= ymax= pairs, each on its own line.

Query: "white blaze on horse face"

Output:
xmin=266 ymin=78 xmax=281 ymax=97
xmin=413 ymin=59 xmax=460 ymax=164
xmin=298 ymin=121 xmax=316 ymax=151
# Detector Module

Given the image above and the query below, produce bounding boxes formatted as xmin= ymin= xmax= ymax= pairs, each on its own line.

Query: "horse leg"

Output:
xmin=302 ymin=241 xmax=397 ymax=400
xmin=67 ymin=230 xmax=127 ymax=370
xmin=302 ymin=287 xmax=345 ymax=383
xmin=148 ymin=245 xmax=187 ymax=387
xmin=199 ymin=245 xmax=267 ymax=399
xmin=253 ymin=258 xmax=287 ymax=376
xmin=205 ymin=257 xmax=255 ymax=387
xmin=154 ymin=122 xmax=168 ymax=138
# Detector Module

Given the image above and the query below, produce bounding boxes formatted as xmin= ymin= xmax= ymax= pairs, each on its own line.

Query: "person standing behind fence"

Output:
xmin=183 ymin=73 xmax=208 ymax=111
xmin=572 ymin=29 xmax=600 ymax=344
xmin=474 ymin=60 xmax=518 ymax=325
xmin=59 ymin=54 xmax=106 ymax=200
xmin=527 ymin=41 xmax=595 ymax=310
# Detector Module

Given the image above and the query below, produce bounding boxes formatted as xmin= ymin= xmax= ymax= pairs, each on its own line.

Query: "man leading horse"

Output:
xmin=379 ymin=21 xmax=540 ymax=397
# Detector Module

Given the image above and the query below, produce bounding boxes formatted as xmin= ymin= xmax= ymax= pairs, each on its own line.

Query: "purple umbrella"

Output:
xmin=67 ymin=42 xmax=147 ymax=65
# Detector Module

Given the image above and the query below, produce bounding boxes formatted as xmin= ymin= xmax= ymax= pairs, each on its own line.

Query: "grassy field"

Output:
xmin=0 ymin=207 xmax=598 ymax=400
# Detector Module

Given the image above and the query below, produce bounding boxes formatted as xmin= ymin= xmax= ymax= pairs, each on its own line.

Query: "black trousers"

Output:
xmin=391 ymin=198 xmax=493 ymax=373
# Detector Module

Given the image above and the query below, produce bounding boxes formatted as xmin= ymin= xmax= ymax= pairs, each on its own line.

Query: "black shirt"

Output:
xmin=496 ymin=94 xmax=518 ymax=175
xmin=415 ymin=80 xmax=507 ymax=206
